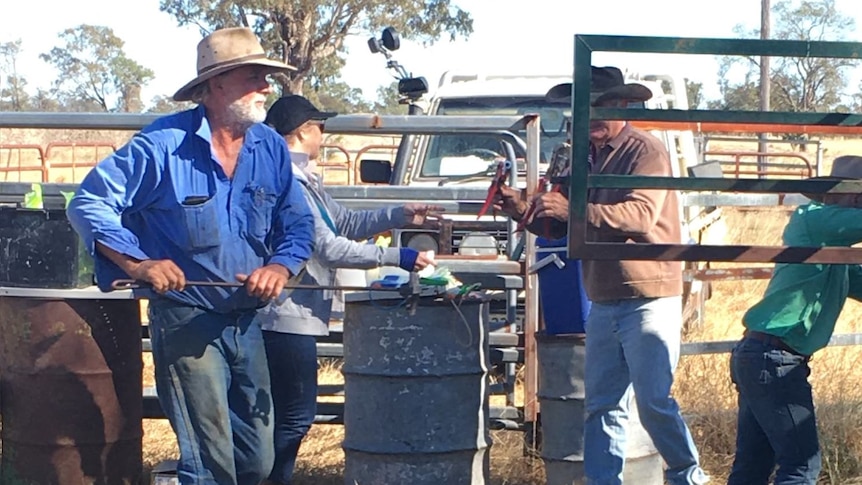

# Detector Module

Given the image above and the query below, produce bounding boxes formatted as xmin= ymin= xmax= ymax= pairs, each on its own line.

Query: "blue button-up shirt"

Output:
xmin=67 ymin=106 xmax=315 ymax=313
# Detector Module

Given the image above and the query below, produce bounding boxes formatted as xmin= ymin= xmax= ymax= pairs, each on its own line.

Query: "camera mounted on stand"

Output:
xmin=368 ymin=27 xmax=429 ymax=115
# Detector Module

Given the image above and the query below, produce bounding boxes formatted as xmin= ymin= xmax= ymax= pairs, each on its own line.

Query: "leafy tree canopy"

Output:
xmin=39 ymin=25 xmax=155 ymax=112
xmin=0 ymin=39 xmax=30 ymax=111
xmin=712 ymin=0 xmax=858 ymax=112
xmin=159 ymin=0 xmax=473 ymax=111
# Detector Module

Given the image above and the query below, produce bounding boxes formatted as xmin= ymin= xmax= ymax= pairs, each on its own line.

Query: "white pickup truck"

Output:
xmin=352 ymin=69 xmax=725 ymax=327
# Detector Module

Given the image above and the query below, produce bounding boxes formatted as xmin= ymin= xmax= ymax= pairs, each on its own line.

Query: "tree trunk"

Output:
xmin=286 ymin=77 xmax=304 ymax=95
xmin=121 ymin=84 xmax=143 ymax=113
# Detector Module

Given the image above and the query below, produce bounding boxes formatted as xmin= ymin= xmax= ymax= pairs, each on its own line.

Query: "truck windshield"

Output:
xmin=419 ymin=97 xmax=571 ymax=179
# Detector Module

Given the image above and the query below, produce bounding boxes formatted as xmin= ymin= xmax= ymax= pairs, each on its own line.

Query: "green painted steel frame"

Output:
xmin=568 ymin=34 xmax=862 ymax=263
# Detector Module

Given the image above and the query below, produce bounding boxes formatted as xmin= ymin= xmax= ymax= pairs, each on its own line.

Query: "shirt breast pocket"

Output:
xmin=181 ymin=196 xmax=222 ymax=249
xmin=243 ymin=183 xmax=278 ymax=239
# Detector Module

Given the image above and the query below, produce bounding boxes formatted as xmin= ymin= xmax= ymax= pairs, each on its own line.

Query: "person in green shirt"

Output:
xmin=728 ymin=155 xmax=862 ymax=485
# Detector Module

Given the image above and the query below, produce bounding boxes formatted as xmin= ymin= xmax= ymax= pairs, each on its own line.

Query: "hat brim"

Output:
xmin=173 ymin=58 xmax=296 ymax=102
xmin=545 ymin=83 xmax=572 ymax=103
xmin=545 ymin=82 xmax=653 ymax=105
xmin=592 ymin=84 xmax=653 ymax=105
xmin=801 ymin=175 xmax=858 ymax=202
xmin=309 ymin=111 xmax=338 ymax=121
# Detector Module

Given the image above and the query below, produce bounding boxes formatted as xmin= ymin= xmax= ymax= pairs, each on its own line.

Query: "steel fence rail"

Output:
xmin=680 ymin=333 xmax=862 ymax=356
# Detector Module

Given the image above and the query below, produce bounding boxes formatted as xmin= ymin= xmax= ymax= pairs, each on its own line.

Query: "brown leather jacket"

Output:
xmin=532 ymin=123 xmax=683 ymax=303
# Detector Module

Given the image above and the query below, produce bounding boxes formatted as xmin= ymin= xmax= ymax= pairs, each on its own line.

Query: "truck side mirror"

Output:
xmin=359 ymin=159 xmax=392 ymax=184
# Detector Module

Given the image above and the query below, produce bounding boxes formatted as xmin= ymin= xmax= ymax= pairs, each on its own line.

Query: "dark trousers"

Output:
xmin=263 ymin=331 xmax=319 ymax=485
xmin=728 ymin=337 xmax=821 ymax=485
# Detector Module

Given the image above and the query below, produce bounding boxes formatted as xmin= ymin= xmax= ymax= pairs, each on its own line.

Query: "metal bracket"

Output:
xmin=527 ymin=253 xmax=565 ymax=274
xmin=401 ymin=272 xmax=422 ymax=315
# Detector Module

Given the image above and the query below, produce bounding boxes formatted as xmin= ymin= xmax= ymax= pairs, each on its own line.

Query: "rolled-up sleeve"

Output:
xmin=268 ymin=170 xmax=315 ymax=276
xmin=66 ymin=135 xmax=160 ymax=262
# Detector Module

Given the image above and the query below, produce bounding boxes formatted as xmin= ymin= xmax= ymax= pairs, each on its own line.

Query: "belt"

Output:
xmin=743 ymin=330 xmax=807 ymax=357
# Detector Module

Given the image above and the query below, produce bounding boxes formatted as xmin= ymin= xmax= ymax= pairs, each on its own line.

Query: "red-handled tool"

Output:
xmin=515 ymin=138 xmax=571 ymax=236
xmin=515 ymin=179 xmax=562 ymax=233
xmin=476 ymin=160 xmax=512 ymax=219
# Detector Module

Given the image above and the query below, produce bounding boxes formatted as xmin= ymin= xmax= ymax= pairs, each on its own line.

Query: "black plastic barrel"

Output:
xmin=0 ymin=293 xmax=143 ymax=484
xmin=342 ymin=297 xmax=491 ymax=484
xmin=536 ymin=332 xmax=662 ymax=484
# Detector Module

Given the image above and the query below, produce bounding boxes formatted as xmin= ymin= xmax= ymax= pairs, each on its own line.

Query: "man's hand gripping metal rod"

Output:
xmin=113 ymin=275 xmax=425 ymax=315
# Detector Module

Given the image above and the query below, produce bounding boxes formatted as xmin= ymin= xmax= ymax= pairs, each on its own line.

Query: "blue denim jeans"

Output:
xmin=727 ymin=337 xmax=820 ymax=485
xmin=583 ymin=297 xmax=707 ymax=485
xmin=148 ymin=298 xmax=275 ymax=485
xmin=263 ymin=331 xmax=319 ymax=484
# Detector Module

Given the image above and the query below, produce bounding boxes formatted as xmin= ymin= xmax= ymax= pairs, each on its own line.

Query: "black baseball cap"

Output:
xmin=265 ymin=95 xmax=337 ymax=135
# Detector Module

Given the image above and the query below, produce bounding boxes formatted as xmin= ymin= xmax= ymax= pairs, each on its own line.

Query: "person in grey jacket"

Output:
xmin=259 ymin=95 xmax=439 ymax=485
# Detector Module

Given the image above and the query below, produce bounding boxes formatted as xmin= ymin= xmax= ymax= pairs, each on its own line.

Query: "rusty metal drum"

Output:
xmin=342 ymin=297 xmax=491 ymax=485
xmin=536 ymin=332 xmax=662 ymax=485
xmin=0 ymin=289 xmax=143 ymax=484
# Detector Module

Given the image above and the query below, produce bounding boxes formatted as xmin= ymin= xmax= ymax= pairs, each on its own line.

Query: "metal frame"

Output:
xmin=700 ymin=135 xmax=824 ymax=177
xmin=568 ymin=34 xmax=862 ymax=263
xmin=0 ymin=112 xmax=542 ymax=431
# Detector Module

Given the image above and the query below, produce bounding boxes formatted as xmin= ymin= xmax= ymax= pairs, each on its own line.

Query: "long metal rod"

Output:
xmin=0 ymin=181 xmax=824 ymax=211
xmin=578 ymin=34 xmax=862 ymax=58
xmin=596 ymin=107 xmax=862 ymax=126
xmin=680 ymin=332 xmax=862 ymax=356
xmin=590 ymin=175 xmax=862 ymax=194
xmin=0 ymin=113 xmax=533 ymax=133
xmin=758 ymin=0 xmax=771 ymax=178
xmin=111 ymin=279 xmax=408 ymax=292
xmin=573 ymin=242 xmax=862 ymax=264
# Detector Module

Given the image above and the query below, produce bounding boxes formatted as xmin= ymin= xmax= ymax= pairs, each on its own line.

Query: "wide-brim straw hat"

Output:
xmin=545 ymin=66 xmax=653 ymax=106
xmin=803 ymin=155 xmax=862 ymax=202
xmin=173 ymin=27 xmax=295 ymax=102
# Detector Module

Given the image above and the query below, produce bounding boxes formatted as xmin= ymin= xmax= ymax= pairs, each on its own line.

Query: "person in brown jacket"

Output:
xmin=495 ymin=66 xmax=708 ymax=485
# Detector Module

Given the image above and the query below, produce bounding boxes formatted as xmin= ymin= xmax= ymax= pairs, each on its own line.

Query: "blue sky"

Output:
xmin=2 ymin=0 xmax=861 ymax=106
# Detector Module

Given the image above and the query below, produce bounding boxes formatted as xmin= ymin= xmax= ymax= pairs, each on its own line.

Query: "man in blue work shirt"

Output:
xmin=66 ymin=27 xmax=315 ymax=485
xmin=728 ymin=155 xmax=862 ymax=485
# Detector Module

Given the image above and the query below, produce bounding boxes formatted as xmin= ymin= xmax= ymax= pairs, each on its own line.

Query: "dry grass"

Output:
xmin=676 ymin=207 xmax=862 ymax=483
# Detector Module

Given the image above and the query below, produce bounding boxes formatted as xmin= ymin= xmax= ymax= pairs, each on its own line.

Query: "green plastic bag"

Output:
xmin=23 ymin=183 xmax=43 ymax=209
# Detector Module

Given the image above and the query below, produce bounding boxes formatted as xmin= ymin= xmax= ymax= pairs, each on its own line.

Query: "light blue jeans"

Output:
xmin=583 ymin=296 xmax=707 ymax=485
xmin=148 ymin=298 xmax=275 ymax=485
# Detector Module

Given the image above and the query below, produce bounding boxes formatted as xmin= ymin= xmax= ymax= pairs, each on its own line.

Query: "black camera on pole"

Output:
xmin=368 ymin=27 xmax=428 ymax=114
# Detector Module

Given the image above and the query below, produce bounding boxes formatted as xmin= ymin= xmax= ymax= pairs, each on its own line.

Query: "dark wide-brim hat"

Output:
xmin=802 ymin=155 xmax=862 ymax=201
xmin=545 ymin=66 xmax=653 ymax=105
xmin=173 ymin=27 xmax=296 ymax=102
xmin=265 ymin=95 xmax=338 ymax=136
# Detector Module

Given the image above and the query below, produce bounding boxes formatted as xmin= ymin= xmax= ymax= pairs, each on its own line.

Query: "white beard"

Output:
xmin=225 ymin=98 xmax=266 ymax=133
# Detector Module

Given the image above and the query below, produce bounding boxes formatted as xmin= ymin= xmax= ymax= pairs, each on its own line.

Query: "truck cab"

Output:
xmin=355 ymin=69 xmax=723 ymax=327
xmin=363 ymin=70 xmax=712 ymax=252
xmin=392 ymin=73 xmax=574 ymax=187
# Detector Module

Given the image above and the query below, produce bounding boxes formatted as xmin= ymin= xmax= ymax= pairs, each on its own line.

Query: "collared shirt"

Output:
xmin=584 ymin=123 xmax=683 ymax=302
xmin=743 ymin=202 xmax=862 ymax=355
xmin=67 ymin=105 xmax=315 ymax=313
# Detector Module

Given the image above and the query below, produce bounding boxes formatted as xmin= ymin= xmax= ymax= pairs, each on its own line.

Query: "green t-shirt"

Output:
xmin=742 ymin=202 xmax=862 ymax=356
